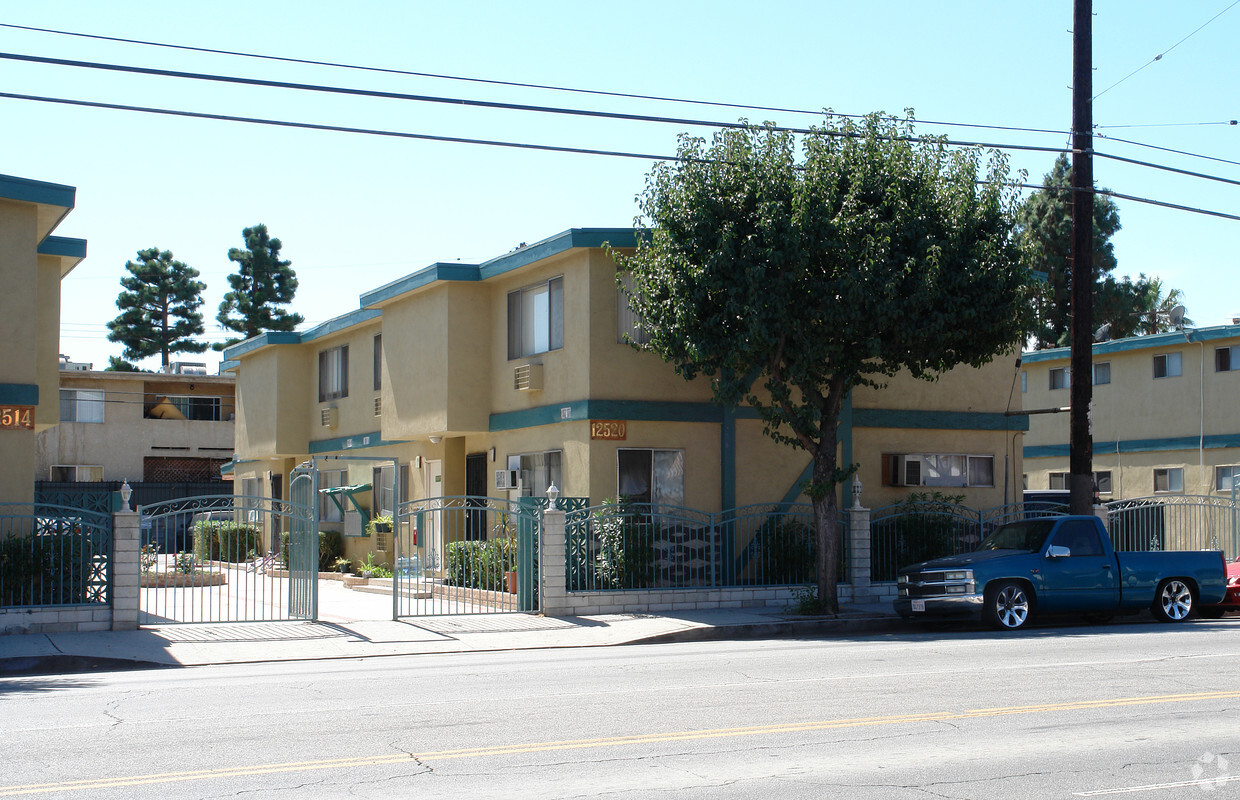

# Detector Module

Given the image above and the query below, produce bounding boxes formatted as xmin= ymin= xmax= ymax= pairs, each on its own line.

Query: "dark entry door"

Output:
xmin=465 ymin=453 xmax=487 ymax=540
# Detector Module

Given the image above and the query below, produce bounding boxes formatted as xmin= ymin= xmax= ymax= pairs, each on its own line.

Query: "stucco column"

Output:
xmin=847 ymin=505 xmax=872 ymax=604
xmin=540 ymin=509 xmax=567 ymax=616
xmin=1093 ymin=504 xmax=1110 ymax=533
xmin=111 ymin=510 xmax=140 ymax=631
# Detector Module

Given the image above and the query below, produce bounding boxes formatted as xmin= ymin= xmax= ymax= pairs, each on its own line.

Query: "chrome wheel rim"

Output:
xmin=1160 ymin=580 xmax=1193 ymax=620
xmin=996 ymin=585 xmax=1029 ymax=628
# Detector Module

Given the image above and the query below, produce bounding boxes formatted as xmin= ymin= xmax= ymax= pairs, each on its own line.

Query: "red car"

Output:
xmin=1200 ymin=556 xmax=1240 ymax=618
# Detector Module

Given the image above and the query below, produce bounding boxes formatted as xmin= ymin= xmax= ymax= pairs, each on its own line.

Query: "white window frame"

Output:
xmin=49 ymin=465 xmax=104 ymax=482
xmin=889 ymin=453 xmax=995 ymax=488
xmin=59 ymin=389 xmax=105 ymax=423
xmin=1020 ymin=371 xmax=1027 ymax=393
xmin=1215 ymin=346 xmax=1238 ymax=373
xmin=318 ymin=345 xmax=349 ymax=402
xmin=1092 ymin=362 xmax=1111 ymax=385
xmin=1153 ymin=352 xmax=1182 ymax=379
xmin=616 ymin=272 xmax=651 ymax=345
xmin=1154 ymin=467 xmax=1184 ymax=493
xmin=1053 ymin=470 xmax=1112 ymax=494
xmin=373 ymin=334 xmax=383 ymax=392
xmin=1216 ymin=465 xmax=1240 ymax=492
xmin=507 ymin=450 xmax=562 ymax=498
xmin=163 ymin=395 xmax=223 ymax=421
xmin=617 ymin=448 xmax=686 ymax=508
xmin=1048 ymin=367 xmax=1069 ymax=391
xmin=507 ymin=276 xmax=564 ymax=360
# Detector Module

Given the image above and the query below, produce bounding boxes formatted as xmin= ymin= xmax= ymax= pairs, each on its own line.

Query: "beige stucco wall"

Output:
xmin=35 ymin=254 xmax=64 ymax=431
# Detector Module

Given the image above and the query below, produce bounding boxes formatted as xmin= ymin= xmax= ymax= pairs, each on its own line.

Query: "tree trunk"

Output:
xmin=811 ymin=428 xmax=841 ymax=615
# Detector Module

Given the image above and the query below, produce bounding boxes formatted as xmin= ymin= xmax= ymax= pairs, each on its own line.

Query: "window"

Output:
xmin=59 ymin=389 xmax=104 ymax=423
xmin=1049 ymin=368 xmax=1069 ymax=390
xmin=319 ymin=469 xmax=346 ymax=522
xmin=1093 ymin=362 xmax=1111 ymax=385
xmin=509 ymin=451 xmax=562 ymax=498
xmin=887 ymin=454 xmax=995 ymax=488
xmin=618 ymin=449 xmax=684 ymax=508
xmin=164 ymin=395 xmax=222 ymax=421
xmin=1051 ymin=520 xmax=1103 ymax=557
xmin=318 ymin=345 xmax=349 ymax=401
xmin=1020 ymin=372 xmax=1027 ymax=393
xmin=373 ymin=334 xmax=382 ymax=391
xmin=507 ymin=277 xmax=563 ymax=360
xmin=1216 ymin=346 xmax=1239 ymax=372
xmin=240 ymin=476 xmax=262 ymax=522
xmin=372 ymin=464 xmax=395 ymax=516
xmin=1153 ymin=352 xmax=1181 ymax=379
xmin=617 ymin=272 xmax=651 ymax=345
xmin=1216 ymin=466 xmax=1240 ymax=492
xmin=50 ymin=465 xmax=104 ymax=482
xmin=1154 ymin=467 xmax=1183 ymax=493
xmin=1051 ymin=471 xmax=1111 ymax=493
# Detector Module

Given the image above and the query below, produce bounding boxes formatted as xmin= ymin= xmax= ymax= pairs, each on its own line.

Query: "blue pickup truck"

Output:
xmin=894 ymin=515 xmax=1228 ymax=630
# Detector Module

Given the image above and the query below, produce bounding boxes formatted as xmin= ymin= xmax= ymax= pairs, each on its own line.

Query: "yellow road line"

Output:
xmin=4 ymin=688 xmax=1238 ymax=796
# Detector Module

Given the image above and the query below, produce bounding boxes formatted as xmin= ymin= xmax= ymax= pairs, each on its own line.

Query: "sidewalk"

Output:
xmin=0 ymin=590 xmax=904 ymax=676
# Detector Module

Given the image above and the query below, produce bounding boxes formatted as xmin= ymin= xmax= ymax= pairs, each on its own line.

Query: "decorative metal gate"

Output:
xmin=137 ymin=483 xmax=318 ymax=625
xmin=392 ymin=496 xmax=541 ymax=616
xmin=1105 ymin=495 xmax=1240 ymax=557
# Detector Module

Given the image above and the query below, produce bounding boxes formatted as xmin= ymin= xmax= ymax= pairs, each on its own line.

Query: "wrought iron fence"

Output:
xmin=0 ymin=503 xmax=111 ymax=607
xmin=1106 ymin=495 xmax=1240 ymax=558
xmin=870 ymin=502 xmax=983 ymax=583
xmin=393 ymin=496 xmax=541 ymax=616
xmin=564 ymin=502 xmax=848 ymax=592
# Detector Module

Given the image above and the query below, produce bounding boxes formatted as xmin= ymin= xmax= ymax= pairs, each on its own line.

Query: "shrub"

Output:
xmin=593 ymin=498 xmax=654 ymax=590
xmin=1 ymin=531 xmax=99 ymax=606
xmin=278 ymin=530 xmax=344 ymax=572
xmin=445 ymin=537 xmax=515 ymax=590
xmin=192 ymin=520 xmax=261 ymax=563
xmin=747 ymin=518 xmax=814 ymax=586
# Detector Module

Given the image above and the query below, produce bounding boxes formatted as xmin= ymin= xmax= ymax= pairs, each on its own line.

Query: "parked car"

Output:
xmin=894 ymin=515 xmax=1228 ymax=630
xmin=1199 ymin=556 xmax=1240 ymax=618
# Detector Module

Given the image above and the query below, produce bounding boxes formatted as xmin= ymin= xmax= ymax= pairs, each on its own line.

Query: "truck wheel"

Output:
xmin=985 ymin=581 xmax=1032 ymax=630
xmin=1152 ymin=579 xmax=1195 ymax=622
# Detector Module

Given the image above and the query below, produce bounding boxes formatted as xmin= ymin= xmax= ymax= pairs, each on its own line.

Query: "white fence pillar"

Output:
xmin=540 ymin=509 xmax=568 ymax=616
xmin=111 ymin=510 xmax=140 ymax=630
xmin=847 ymin=505 xmax=872 ymax=603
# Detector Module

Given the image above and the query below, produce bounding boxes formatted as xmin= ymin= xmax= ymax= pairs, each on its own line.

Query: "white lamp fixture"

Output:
xmin=489 ymin=447 xmax=496 ymax=462
xmin=119 ymin=480 xmax=133 ymax=512
xmin=428 ymin=436 xmax=442 ymax=444
xmin=546 ymin=482 xmax=560 ymax=506
xmin=851 ymin=476 xmax=863 ymax=509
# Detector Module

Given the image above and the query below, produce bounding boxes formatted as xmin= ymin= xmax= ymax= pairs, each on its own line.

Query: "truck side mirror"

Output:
xmin=1047 ymin=545 xmax=1071 ymax=559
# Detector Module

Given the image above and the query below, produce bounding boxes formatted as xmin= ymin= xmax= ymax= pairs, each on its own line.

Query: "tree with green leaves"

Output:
xmin=614 ymin=115 xmax=1029 ymax=612
xmin=1017 ymin=154 xmax=1122 ymax=349
xmin=214 ymin=224 xmax=304 ymax=350
xmin=105 ymin=247 xmax=208 ymax=368
xmin=105 ymin=355 xmax=149 ymax=372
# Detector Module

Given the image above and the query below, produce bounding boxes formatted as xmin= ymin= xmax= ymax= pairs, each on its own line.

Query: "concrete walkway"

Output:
xmin=0 ymin=577 xmax=904 ymax=675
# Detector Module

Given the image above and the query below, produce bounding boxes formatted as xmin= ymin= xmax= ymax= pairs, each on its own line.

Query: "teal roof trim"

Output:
xmin=489 ymin=398 xmax=723 ymax=432
xmin=1025 ymin=431 xmax=1240 ymax=459
xmin=852 ymin=408 xmax=1029 ymax=432
xmin=222 ymin=331 xmax=301 ymax=361
xmin=308 ymin=430 xmax=408 ymax=454
xmin=0 ymin=173 xmax=76 ymax=208
xmin=1022 ymin=324 xmax=1240 ymax=364
xmin=359 ymin=263 xmax=482 ymax=308
xmin=0 ymin=383 xmax=38 ymax=405
xmin=298 ymin=308 xmax=381 ymax=343
xmin=37 ymin=236 xmax=87 ymax=259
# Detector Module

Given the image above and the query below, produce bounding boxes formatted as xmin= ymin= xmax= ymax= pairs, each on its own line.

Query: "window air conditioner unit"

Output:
xmin=513 ymin=363 xmax=543 ymax=392
xmin=344 ymin=509 xmax=363 ymax=537
xmin=320 ymin=407 xmax=339 ymax=428
xmin=495 ymin=469 xmax=519 ymax=490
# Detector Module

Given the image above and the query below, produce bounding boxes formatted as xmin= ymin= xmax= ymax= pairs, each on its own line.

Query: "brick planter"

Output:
xmin=139 ymin=571 xmax=228 ymax=588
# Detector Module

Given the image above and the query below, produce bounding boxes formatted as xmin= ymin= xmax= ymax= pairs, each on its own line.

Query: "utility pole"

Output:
xmin=1069 ymin=0 xmax=1095 ymax=515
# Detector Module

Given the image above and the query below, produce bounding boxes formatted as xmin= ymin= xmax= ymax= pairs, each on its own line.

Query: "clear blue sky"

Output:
xmin=3 ymin=1 xmax=1236 ymax=370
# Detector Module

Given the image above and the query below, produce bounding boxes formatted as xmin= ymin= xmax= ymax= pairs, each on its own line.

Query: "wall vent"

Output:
xmin=373 ymin=396 xmax=382 ymax=417
xmin=513 ymin=363 xmax=543 ymax=392
xmin=320 ymin=407 xmax=339 ymax=428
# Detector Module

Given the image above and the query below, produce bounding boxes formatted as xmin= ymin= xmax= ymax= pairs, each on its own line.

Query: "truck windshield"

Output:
xmin=978 ymin=519 xmax=1056 ymax=553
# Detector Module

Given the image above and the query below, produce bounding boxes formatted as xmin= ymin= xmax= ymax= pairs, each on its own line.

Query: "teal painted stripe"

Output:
xmin=780 ymin=461 xmax=813 ymax=505
xmin=0 ymin=383 xmax=38 ymax=405
xmin=37 ymin=236 xmax=87 ymax=259
xmin=489 ymin=399 xmax=723 ymax=432
xmin=1021 ymin=323 xmax=1240 ymax=364
xmin=1025 ymin=432 xmax=1240 ymax=460
xmin=359 ymin=263 xmax=481 ymax=307
xmin=222 ymin=331 xmax=301 ymax=360
xmin=308 ymin=431 xmax=409 ymax=454
xmin=721 ymin=404 xmax=736 ymax=510
xmin=853 ymin=408 xmax=1028 ymax=432
xmin=0 ymin=173 xmax=76 ymax=208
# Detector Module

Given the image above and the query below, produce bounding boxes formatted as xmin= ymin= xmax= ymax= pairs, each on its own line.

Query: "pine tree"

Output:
xmin=214 ymin=224 xmax=304 ymax=350
xmin=106 ymin=247 xmax=208 ymax=367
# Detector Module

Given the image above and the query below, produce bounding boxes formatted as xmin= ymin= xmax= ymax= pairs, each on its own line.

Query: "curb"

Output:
xmin=634 ymin=615 xmax=908 ymax=645
xmin=0 ymin=655 xmax=175 ymax=677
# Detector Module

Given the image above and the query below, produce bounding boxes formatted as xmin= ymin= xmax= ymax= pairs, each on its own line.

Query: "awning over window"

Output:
xmin=319 ymin=482 xmax=372 ymax=526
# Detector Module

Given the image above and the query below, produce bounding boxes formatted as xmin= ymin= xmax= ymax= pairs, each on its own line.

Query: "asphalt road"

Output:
xmin=2 ymin=618 xmax=1238 ymax=799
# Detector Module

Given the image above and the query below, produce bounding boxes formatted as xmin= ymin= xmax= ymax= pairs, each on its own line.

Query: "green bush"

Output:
xmin=747 ymin=518 xmax=814 ymax=585
xmin=445 ymin=537 xmax=515 ymax=590
xmin=278 ymin=530 xmax=344 ymax=572
xmin=593 ymin=498 xmax=655 ymax=590
xmin=1 ymin=532 xmax=99 ymax=606
xmin=192 ymin=521 xmax=262 ymax=563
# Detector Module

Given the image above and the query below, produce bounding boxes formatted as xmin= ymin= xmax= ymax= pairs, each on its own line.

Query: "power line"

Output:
xmin=5 ymin=91 xmax=1236 ymax=224
xmin=0 ymin=51 xmax=1072 ymax=156
xmin=1096 ymin=120 xmax=1238 ymax=129
xmin=1094 ymin=150 xmax=1240 ymax=188
xmin=1094 ymin=0 xmax=1240 ymax=101
xmin=0 ymin=22 xmax=1072 ymax=138
xmin=1095 ymin=132 xmax=1240 ymax=168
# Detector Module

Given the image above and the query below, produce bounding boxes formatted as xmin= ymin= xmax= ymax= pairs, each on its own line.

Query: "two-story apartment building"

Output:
xmin=225 ymin=228 xmax=1028 ymax=563
xmin=0 ymin=173 xmax=87 ymax=504
xmin=1022 ymin=323 xmax=1240 ymax=500
xmin=36 ymin=362 xmax=236 ymax=485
